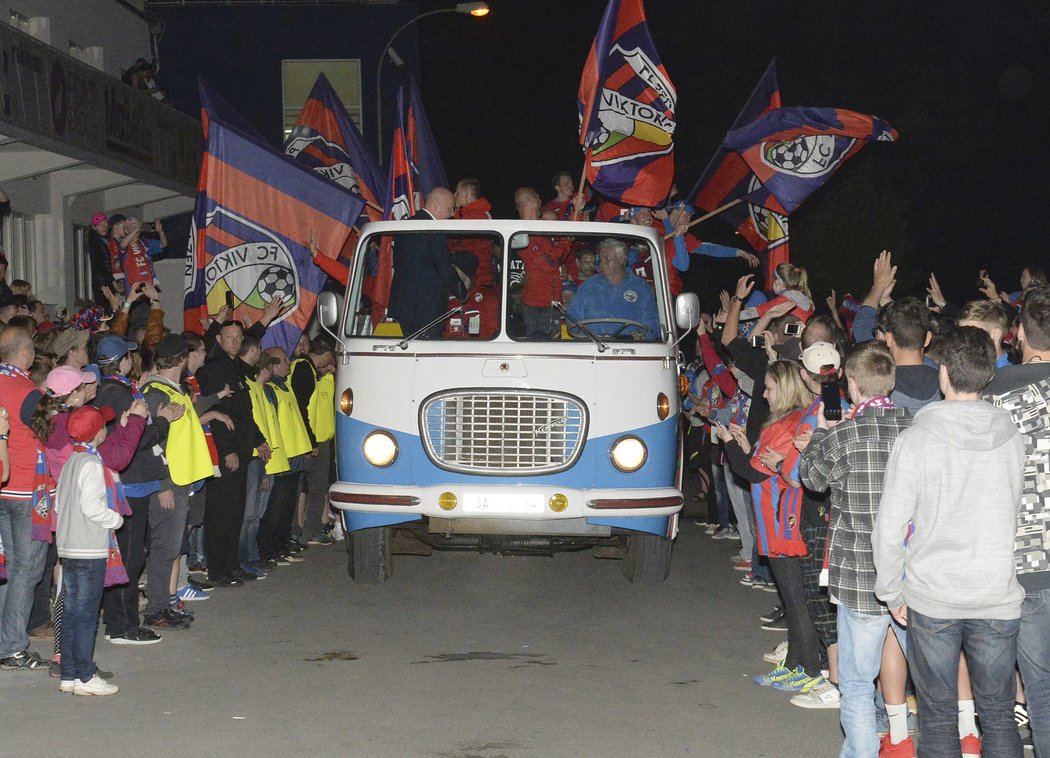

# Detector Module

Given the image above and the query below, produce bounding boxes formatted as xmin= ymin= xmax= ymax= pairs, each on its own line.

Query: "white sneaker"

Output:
xmin=59 ymin=679 xmax=75 ymax=693
xmin=73 ymin=674 xmax=118 ymax=696
xmin=790 ymin=679 xmax=840 ymax=709
xmin=762 ymin=640 xmax=788 ymax=665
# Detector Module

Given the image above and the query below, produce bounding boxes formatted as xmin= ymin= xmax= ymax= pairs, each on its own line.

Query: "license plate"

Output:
xmin=462 ymin=492 xmax=544 ymax=514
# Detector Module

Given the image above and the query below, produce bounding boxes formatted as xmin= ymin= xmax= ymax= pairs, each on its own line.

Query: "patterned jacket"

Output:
xmin=986 ymin=363 xmax=1050 ymax=592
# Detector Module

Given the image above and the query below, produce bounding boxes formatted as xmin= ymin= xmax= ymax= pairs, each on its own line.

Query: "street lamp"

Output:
xmin=375 ymin=2 xmax=490 ymax=160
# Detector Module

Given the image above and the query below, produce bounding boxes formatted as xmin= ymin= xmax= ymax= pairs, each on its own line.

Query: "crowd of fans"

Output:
xmin=0 ymin=173 xmax=1048 ymax=758
xmin=0 ymin=226 xmax=338 ymax=696
xmin=683 ymin=251 xmax=1048 ymax=756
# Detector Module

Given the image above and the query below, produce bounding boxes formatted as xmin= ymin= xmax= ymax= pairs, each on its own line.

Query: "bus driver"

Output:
xmin=565 ymin=238 xmax=660 ymax=341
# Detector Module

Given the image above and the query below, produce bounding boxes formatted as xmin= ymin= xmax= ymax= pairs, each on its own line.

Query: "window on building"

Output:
xmin=281 ymin=59 xmax=362 ymax=140
xmin=2 ymin=212 xmax=36 ymax=290
xmin=68 ymin=41 xmax=104 ymax=71
xmin=8 ymin=10 xmax=49 ymax=42
xmin=8 ymin=9 xmax=29 ymax=33
xmin=72 ymin=225 xmax=92 ymax=304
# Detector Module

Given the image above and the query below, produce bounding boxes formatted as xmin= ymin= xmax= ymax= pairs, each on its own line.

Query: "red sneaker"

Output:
xmin=879 ymin=734 xmax=916 ymax=758
xmin=733 ymin=559 xmax=752 ymax=571
xmin=960 ymin=733 xmax=982 ymax=758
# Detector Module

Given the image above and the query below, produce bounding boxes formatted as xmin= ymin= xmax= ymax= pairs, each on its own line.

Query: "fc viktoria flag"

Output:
xmin=578 ymin=0 xmax=675 ymax=207
xmin=184 ymin=118 xmax=363 ymax=353
xmin=284 ymin=73 xmax=386 ymax=223
xmin=688 ymin=60 xmax=788 ymax=287
xmin=726 ymin=106 xmax=899 ymax=214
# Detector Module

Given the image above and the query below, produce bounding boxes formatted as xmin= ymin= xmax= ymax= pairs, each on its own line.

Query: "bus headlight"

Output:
xmin=610 ymin=436 xmax=647 ymax=472
xmin=362 ymin=431 xmax=398 ymax=467
xmin=340 ymin=388 xmax=354 ymax=416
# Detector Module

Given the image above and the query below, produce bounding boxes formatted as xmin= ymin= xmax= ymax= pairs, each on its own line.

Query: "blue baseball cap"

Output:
xmin=96 ymin=335 xmax=137 ymax=363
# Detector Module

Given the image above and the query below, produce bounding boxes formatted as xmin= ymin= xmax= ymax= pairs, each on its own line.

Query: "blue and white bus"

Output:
xmin=316 ymin=219 xmax=698 ymax=582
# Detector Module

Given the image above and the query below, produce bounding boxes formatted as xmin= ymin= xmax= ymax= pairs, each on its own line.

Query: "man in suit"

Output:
xmin=387 ymin=187 xmax=464 ymax=338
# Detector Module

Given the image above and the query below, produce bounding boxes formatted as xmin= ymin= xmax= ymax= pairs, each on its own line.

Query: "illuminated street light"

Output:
xmin=376 ymin=3 xmax=490 ymax=159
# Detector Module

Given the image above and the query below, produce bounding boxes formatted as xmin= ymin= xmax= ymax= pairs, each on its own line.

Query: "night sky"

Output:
xmin=155 ymin=0 xmax=1049 ymax=310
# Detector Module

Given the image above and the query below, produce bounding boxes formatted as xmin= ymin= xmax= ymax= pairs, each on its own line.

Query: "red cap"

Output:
xmin=68 ymin=405 xmax=116 ymax=442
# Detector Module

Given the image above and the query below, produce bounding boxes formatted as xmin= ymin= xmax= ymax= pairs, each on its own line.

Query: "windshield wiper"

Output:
xmin=398 ymin=305 xmax=463 ymax=350
xmin=552 ymin=301 xmax=608 ymax=353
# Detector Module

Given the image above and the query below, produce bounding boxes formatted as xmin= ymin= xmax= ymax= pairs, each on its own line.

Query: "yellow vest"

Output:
xmin=293 ymin=356 xmax=336 ymax=445
xmin=269 ymin=378 xmax=313 ymax=459
xmin=247 ymin=378 xmax=290 ymax=475
xmin=146 ymin=379 xmax=214 ymax=487
xmin=309 ymin=372 xmax=336 ymax=444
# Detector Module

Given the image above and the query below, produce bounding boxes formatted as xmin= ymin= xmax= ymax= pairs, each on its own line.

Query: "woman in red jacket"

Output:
xmin=720 ymin=360 xmax=827 ymax=694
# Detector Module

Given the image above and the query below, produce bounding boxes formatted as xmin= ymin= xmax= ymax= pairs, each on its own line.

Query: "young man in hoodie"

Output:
xmin=873 ymin=326 xmax=1025 ymax=757
xmin=985 ymin=284 xmax=1050 ymax=757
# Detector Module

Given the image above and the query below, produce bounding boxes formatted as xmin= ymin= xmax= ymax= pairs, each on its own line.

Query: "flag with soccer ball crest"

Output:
xmin=184 ymin=111 xmax=363 ymax=354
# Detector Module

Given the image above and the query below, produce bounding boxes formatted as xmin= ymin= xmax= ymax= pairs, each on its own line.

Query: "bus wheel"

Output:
xmin=347 ymin=527 xmax=391 ymax=583
xmin=622 ymin=534 xmax=672 ymax=583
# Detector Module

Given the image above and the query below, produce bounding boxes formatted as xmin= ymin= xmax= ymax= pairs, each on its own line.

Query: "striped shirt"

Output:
xmin=799 ymin=408 xmax=913 ymax=615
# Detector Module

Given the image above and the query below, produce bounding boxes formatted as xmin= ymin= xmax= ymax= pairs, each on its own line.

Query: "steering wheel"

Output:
xmin=567 ymin=318 xmax=648 ymax=340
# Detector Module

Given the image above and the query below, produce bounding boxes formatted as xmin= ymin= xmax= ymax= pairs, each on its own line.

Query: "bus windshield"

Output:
xmin=343 ymin=228 xmax=669 ymax=343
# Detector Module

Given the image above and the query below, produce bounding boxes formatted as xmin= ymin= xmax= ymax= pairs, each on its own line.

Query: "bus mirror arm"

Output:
xmin=552 ymin=301 xmax=608 ymax=353
xmin=398 ymin=305 xmax=464 ymax=350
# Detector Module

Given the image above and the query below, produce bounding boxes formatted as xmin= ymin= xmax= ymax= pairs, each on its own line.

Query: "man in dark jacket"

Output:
xmin=195 ymin=299 xmax=281 ymax=585
xmin=386 ymin=187 xmax=464 ymax=338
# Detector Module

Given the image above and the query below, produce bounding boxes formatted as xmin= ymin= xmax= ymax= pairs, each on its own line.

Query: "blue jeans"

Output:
xmin=240 ymin=458 xmax=272 ymax=564
xmin=837 ymin=605 xmax=907 ymax=758
xmin=59 ymin=558 xmax=106 ymax=683
xmin=0 ymin=498 xmax=49 ymax=657
xmin=724 ymin=463 xmax=755 ymax=563
xmin=708 ymin=447 xmax=731 ymax=529
xmin=908 ymin=610 xmax=1022 ymax=757
xmin=1018 ymin=588 xmax=1050 ymax=758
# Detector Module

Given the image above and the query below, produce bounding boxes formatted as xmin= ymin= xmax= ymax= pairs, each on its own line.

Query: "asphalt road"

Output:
xmin=0 ymin=511 xmax=843 ymax=757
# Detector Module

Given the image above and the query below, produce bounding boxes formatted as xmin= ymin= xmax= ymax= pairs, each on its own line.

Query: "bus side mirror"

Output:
xmin=317 ymin=291 xmax=340 ymax=331
xmin=675 ymin=293 xmax=699 ymax=331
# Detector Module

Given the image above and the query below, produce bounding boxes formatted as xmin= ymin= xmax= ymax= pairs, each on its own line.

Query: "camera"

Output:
xmin=783 ymin=322 xmax=803 ymax=337
xmin=750 ymin=333 xmax=765 ymax=349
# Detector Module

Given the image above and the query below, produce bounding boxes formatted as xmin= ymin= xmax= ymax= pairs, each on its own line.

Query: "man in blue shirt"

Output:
xmin=566 ymin=238 xmax=660 ymax=341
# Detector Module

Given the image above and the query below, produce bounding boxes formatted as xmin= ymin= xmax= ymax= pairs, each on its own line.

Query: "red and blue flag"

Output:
xmin=361 ymin=89 xmax=417 ymax=325
xmin=688 ymin=60 xmax=789 ymax=287
xmin=184 ymin=117 xmax=362 ymax=354
xmin=405 ymin=79 xmax=448 ymax=198
xmin=725 ymin=106 xmax=898 ymax=215
xmin=284 ymin=73 xmax=387 ymax=224
xmin=577 ymin=0 xmax=676 ymax=207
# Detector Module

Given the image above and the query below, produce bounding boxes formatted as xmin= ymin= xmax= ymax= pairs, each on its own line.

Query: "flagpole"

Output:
xmin=572 ymin=163 xmax=588 ymax=221
xmin=662 ymin=198 xmax=742 ymax=240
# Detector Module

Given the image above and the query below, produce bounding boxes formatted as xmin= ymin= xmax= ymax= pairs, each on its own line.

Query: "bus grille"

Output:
xmin=421 ymin=390 xmax=586 ymax=475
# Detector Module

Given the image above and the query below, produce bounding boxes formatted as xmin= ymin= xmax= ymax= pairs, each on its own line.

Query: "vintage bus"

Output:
xmin=316 ymin=219 xmax=698 ymax=583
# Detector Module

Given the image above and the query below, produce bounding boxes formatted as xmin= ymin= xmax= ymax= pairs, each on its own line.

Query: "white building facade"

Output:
xmin=0 ymin=0 xmax=199 ymax=308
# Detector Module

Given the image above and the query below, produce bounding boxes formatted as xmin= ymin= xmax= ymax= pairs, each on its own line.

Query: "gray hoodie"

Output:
xmin=872 ymin=399 xmax=1025 ymax=620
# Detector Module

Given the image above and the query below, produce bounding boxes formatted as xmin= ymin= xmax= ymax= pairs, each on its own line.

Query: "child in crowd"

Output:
xmin=55 ymin=405 xmax=127 ymax=696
